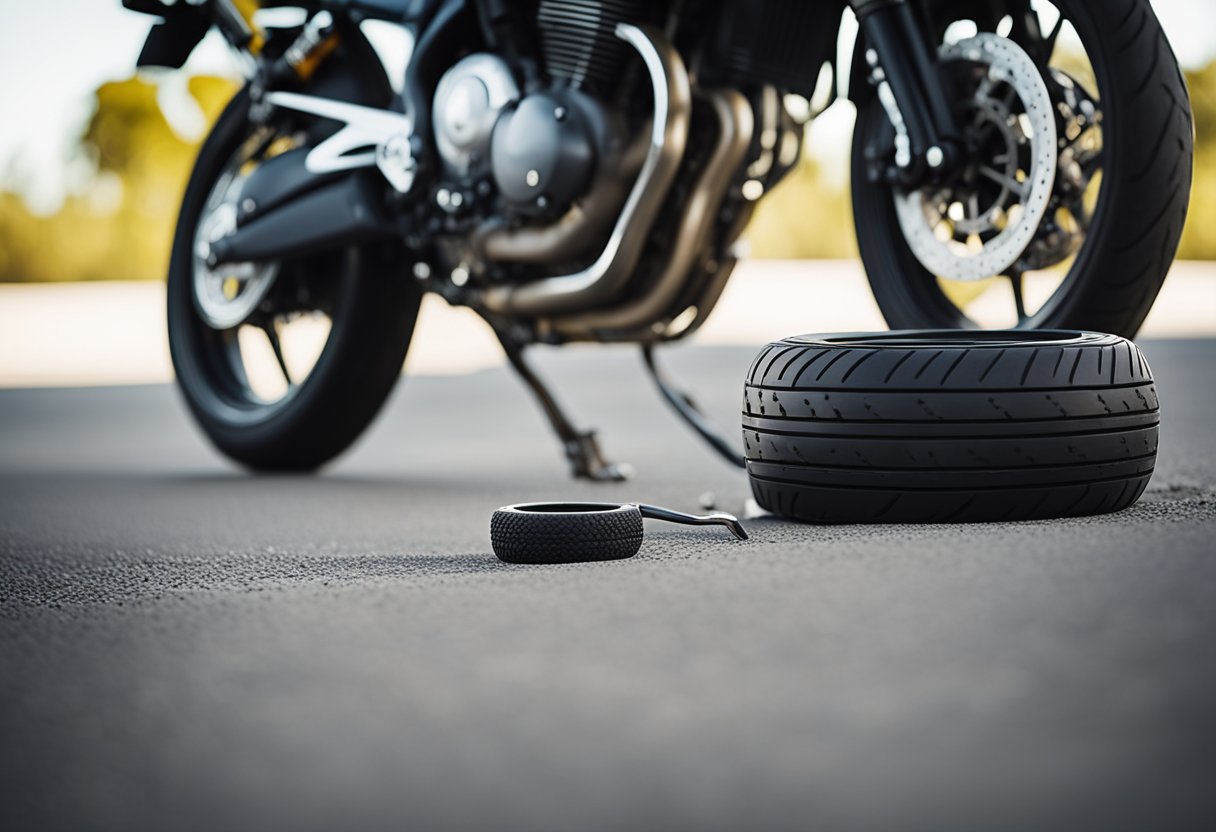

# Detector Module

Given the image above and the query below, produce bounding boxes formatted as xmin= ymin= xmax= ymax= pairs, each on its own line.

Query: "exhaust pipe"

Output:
xmin=550 ymin=89 xmax=754 ymax=339
xmin=478 ymin=22 xmax=691 ymax=318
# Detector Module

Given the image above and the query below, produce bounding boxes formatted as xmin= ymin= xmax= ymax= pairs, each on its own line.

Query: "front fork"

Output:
xmin=849 ymin=0 xmax=961 ymax=188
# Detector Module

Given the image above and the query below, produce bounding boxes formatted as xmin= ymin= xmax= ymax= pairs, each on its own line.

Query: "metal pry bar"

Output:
xmin=637 ymin=504 xmax=749 ymax=540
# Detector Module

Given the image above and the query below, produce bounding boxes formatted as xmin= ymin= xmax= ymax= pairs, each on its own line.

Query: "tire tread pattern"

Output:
xmin=745 ymin=332 xmax=1158 ymax=524
xmin=491 ymin=508 xmax=644 ymax=564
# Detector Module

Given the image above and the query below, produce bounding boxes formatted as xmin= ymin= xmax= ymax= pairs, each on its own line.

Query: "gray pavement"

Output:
xmin=2 ymin=342 xmax=1214 ymax=831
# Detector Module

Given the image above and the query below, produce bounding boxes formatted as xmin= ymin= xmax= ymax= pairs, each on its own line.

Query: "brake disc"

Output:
xmin=192 ymin=163 xmax=280 ymax=330
xmin=893 ymin=32 xmax=1058 ymax=282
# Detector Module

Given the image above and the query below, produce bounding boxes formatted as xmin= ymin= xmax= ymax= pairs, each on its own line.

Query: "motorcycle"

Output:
xmin=125 ymin=0 xmax=1193 ymax=479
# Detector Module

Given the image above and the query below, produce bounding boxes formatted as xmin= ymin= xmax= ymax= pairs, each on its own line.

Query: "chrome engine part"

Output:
xmin=479 ymin=22 xmax=691 ymax=318
xmin=550 ymin=89 xmax=755 ymax=339
xmin=433 ymin=11 xmax=784 ymax=340
xmin=432 ymin=53 xmax=519 ymax=178
xmin=472 ymin=128 xmax=645 ymax=266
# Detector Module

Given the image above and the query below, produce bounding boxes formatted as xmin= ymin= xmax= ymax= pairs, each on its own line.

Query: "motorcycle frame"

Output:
xmin=130 ymin=0 xmax=984 ymax=477
xmin=140 ymin=0 xmax=965 ymax=340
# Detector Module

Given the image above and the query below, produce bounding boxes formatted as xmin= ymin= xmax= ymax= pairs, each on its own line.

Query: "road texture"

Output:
xmin=2 ymin=342 xmax=1214 ymax=831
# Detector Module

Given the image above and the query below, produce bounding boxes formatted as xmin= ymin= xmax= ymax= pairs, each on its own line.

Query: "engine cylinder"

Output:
xmin=698 ymin=0 xmax=841 ymax=97
xmin=536 ymin=0 xmax=660 ymax=95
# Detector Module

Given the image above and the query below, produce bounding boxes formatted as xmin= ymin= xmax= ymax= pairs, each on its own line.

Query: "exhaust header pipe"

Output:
xmin=478 ymin=23 xmax=692 ymax=318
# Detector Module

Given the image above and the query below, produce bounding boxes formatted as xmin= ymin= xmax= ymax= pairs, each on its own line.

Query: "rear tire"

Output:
xmin=744 ymin=331 xmax=1159 ymax=524
xmin=168 ymin=90 xmax=422 ymax=472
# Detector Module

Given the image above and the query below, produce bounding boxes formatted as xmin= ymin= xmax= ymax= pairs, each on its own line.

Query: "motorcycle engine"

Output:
xmin=431 ymin=53 xmax=518 ymax=180
xmin=432 ymin=54 xmax=603 ymax=220
xmin=428 ymin=0 xmax=659 ymax=283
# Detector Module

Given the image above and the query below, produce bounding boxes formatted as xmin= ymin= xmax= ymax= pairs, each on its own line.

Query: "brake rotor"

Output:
xmin=893 ymin=32 xmax=1058 ymax=282
xmin=192 ymin=165 xmax=280 ymax=330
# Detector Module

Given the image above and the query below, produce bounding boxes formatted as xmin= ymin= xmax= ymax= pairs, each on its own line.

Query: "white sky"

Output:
xmin=0 ymin=0 xmax=1213 ymax=213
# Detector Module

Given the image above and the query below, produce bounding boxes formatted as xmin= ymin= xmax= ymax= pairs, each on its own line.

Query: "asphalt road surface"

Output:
xmin=2 ymin=342 xmax=1214 ymax=831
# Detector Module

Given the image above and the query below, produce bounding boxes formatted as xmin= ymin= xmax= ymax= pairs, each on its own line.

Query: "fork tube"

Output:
xmin=850 ymin=0 xmax=961 ymax=185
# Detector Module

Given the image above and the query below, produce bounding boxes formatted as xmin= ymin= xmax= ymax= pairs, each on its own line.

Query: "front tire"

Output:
xmin=168 ymin=90 xmax=422 ymax=471
xmin=853 ymin=0 xmax=1193 ymax=338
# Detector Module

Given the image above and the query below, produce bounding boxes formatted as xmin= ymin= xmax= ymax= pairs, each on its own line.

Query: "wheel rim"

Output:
xmin=871 ymin=0 xmax=1107 ymax=329
xmin=183 ymin=128 xmax=342 ymax=422
xmin=192 ymin=160 xmax=281 ymax=330
xmin=893 ymin=32 xmax=1059 ymax=283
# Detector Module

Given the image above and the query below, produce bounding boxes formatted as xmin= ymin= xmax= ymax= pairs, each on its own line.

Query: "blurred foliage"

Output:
xmin=744 ymin=149 xmax=859 ymax=260
xmin=0 ymin=74 xmax=236 ymax=282
xmin=0 ymin=60 xmax=1213 ymax=281
xmin=1180 ymin=60 xmax=1216 ymax=260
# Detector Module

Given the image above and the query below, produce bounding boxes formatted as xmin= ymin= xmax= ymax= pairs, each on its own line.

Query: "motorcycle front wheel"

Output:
xmin=852 ymin=0 xmax=1193 ymax=338
xmin=167 ymin=89 xmax=422 ymax=471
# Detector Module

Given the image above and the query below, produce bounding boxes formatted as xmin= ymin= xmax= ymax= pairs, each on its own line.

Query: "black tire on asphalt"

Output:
xmin=852 ymin=0 xmax=1194 ymax=338
xmin=167 ymin=89 xmax=423 ymax=472
xmin=743 ymin=331 xmax=1159 ymax=524
xmin=491 ymin=503 xmax=646 ymax=564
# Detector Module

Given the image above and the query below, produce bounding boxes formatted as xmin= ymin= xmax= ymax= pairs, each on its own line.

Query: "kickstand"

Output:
xmin=498 ymin=335 xmax=633 ymax=482
xmin=642 ymin=345 xmax=745 ymax=470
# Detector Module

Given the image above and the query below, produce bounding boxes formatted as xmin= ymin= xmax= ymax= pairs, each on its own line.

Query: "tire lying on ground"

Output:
xmin=491 ymin=503 xmax=644 ymax=564
xmin=743 ymin=331 xmax=1158 ymax=524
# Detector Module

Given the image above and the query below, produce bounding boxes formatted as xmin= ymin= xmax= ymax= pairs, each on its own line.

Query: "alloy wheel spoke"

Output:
xmin=978 ymin=165 xmax=1029 ymax=198
xmin=260 ymin=318 xmax=294 ymax=388
xmin=1008 ymin=269 xmax=1029 ymax=323
xmin=1040 ymin=14 xmax=1065 ymax=64
xmin=1011 ymin=2 xmax=1065 ymax=68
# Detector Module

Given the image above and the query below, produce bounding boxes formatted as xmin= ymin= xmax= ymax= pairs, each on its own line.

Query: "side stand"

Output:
xmin=497 ymin=335 xmax=633 ymax=482
xmin=641 ymin=345 xmax=746 ymax=470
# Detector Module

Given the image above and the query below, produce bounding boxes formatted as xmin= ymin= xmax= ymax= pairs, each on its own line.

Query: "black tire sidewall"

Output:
xmin=168 ymin=89 xmax=423 ymax=471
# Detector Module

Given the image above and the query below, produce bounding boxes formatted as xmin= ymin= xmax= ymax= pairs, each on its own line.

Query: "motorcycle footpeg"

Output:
xmin=490 ymin=502 xmax=748 ymax=564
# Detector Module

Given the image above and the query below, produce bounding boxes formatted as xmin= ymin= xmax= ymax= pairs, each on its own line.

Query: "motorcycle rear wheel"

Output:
xmin=852 ymin=0 xmax=1193 ymax=338
xmin=168 ymin=89 xmax=422 ymax=471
